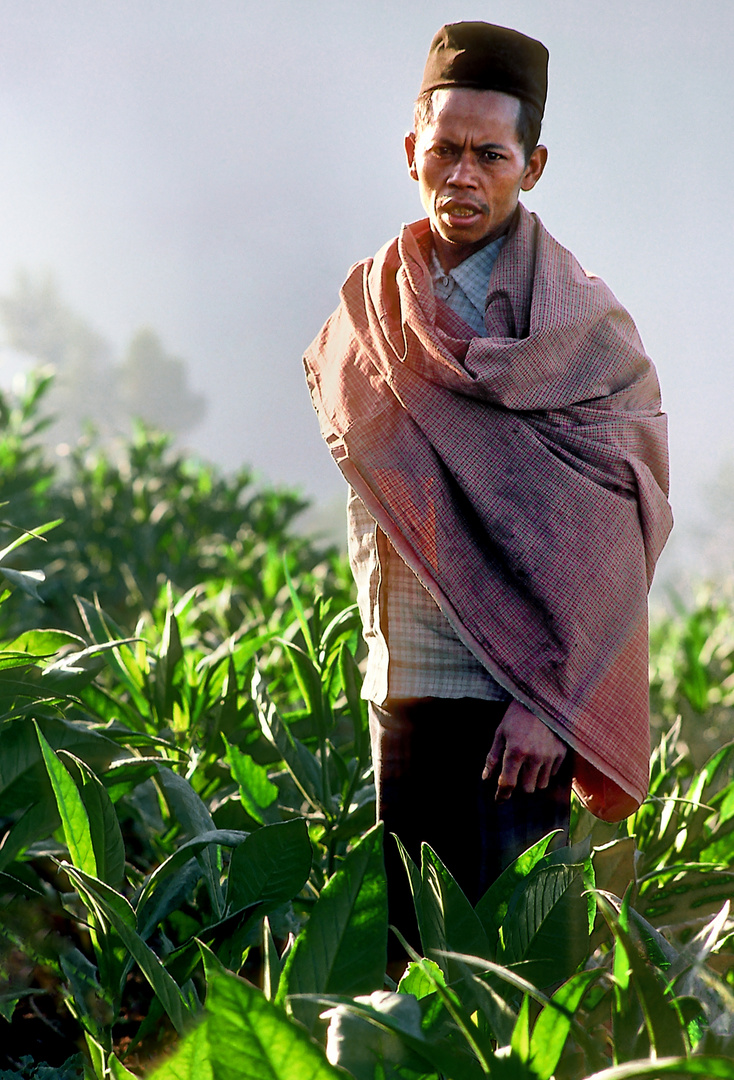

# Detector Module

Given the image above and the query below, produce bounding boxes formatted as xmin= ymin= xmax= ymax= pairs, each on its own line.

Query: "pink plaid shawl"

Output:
xmin=305 ymin=206 xmax=672 ymax=821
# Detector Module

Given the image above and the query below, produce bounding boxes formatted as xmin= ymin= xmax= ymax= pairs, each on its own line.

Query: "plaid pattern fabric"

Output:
xmin=349 ymin=485 xmax=511 ymax=703
xmin=349 ymin=235 xmax=510 ymax=704
xmin=305 ymin=205 xmax=673 ymax=822
xmin=429 ymin=235 xmax=505 ymax=335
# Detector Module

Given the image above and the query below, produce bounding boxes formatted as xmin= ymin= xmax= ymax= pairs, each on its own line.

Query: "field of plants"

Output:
xmin=0 ymin=372 xmax=733 ymax=1080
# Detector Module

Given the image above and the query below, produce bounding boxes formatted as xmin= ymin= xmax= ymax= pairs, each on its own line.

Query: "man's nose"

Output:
xmin=447 ymin=151 xmax=478 ymax=187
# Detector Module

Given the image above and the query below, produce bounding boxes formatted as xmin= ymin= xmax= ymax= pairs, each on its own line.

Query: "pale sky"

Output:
xmin=1 ymin=1 xmax=732 ymax=575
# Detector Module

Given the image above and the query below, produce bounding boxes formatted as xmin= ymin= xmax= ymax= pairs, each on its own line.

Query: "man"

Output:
xmin=304 ymin=22 xmax=672 ymax=931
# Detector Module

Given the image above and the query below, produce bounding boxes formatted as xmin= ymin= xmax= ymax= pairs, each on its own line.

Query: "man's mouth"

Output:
xmin=438 ymin=201 xmax=486 ymax=225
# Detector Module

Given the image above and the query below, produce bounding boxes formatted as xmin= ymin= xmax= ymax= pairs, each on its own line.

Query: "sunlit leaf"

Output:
xmin=277 ymin=823 xmax=387 ymax=1028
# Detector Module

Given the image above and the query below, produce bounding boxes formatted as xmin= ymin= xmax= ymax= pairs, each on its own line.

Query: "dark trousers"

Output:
xmin=369 ymin=697 xmax=573 ymax=952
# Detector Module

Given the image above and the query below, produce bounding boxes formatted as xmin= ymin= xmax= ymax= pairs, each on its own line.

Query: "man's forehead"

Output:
xmin=422 ymin=88 xmax=522 ymax=137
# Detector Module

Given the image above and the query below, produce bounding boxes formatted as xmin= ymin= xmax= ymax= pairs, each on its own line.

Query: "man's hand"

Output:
xmin=482 ymin=701 xmax=567 ymax=801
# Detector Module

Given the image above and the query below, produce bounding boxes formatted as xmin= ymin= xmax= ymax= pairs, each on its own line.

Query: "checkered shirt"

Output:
xmin=348 ymin=237 xmax=511 ymax=705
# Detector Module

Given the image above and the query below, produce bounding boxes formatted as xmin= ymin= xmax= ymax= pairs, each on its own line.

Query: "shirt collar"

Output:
xmin=430 ymin=234 xmax=506 ymax=313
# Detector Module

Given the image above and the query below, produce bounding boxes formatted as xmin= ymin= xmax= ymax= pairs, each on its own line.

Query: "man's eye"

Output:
xmin=481 ymin=151 xmax=502 ymax=162
xmin=430 ymin=145 xmax=453 ymax=158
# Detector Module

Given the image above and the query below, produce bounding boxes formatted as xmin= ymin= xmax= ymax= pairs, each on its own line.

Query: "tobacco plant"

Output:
xmin=1 ymin=374 xmax=733 ymax=1078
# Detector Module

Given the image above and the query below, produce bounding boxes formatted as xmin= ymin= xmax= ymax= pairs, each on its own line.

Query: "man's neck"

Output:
xmin=430 ymin=213 xmax=515 ymax=272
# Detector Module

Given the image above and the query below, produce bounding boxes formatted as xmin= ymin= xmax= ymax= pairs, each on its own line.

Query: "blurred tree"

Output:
xmin=0 ymin=270 xmax=206 ymax=445
xmin=118 ymin=327 xmax=206 ymax=435
xmin=0 ymin=270 xmax=118 ymax=442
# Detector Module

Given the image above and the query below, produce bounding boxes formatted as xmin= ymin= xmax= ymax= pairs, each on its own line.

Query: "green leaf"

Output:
xmin=280 ymin=640 xmax=328 ymax=741
xmin=475 ymin=830 xmax=559 ymax=955
xmin=101 ymin=757 xmax=162 ymax=802
xmin=153 ymin=970 xmax=357 ymax=1079
xmin=208 ymin=970 xmax=345 ymax=1080
xmin=510 ymin=992 xmax=531 ymax=1062
xmin=0 ymin=566 xmax=46 ymax=600
xmin=136 ymin=829 xmax=249 ymax=939
xmin=398 ymin=958 xmax=446 ymax=1001
xmin=35 ymin=722 xmax=97 ymax=876
xmin=0 ymin=798 xmax=60 ymax=873
xmin=7 ymin=627 xmax=85 ymax=656
xmin=0 ymin=715 xmax=115 ymax=816
xmin=109 ymin=1053 xmax=140 ymax=1080
xmin=283 ymin=558 xmax=316 ymax=662
xmin=222 ymin=736 xmax=278 ymax=824
xmin=500 ymin=862 xmax=590 ymax=986
xmin=58 ymin=751 xmax=125 ymax=889
xmin=75 ymin=596 xmax=150 ymax=714
xmin=154 ymin=598 xmax=184 ymax=723
xmin=226 ymin=818 xmax=312 ymax=913
xmin=277 ymin=823 xmax=387 ymax=1026
xmin=252 ymin=667 xmax=324 ymax=812
xmin=156 ymin=766 xmax=225 ymax=921
xmin=598 ymin=893 xmax=688 ymax=1062
xmin=41 ymin=639 xmax=139 ymax=694
xmin=418 ymin=843 xmax=491 ymax=980
xmin=59 ymin=946 xmax=108 ymax=1040
xmin=63 ymin=864 xmax=193 ymax=1035
xmin=0 ymin=518 xmax=61 ymax=563
xmin=529 ymin=969 xmax=601 ymax=1079
xmin=147 ymin=1014 xmax=212 ymax=1080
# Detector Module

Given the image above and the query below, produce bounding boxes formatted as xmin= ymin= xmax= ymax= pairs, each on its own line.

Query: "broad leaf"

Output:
xmin=222 ymin=736 xmax=279 ymax=824
xmin=0 ymin=798 xmax=60 ymax=873
xmin=277 ymin=823 xmax=387 ymax=1027
xmin=252 ymin=668 xmax=324 ymax=812
xmin=157 ymin=766 xmax=225 ymax=921
xmin=35 ymin=723 xmax=96 ymax=876
xmin=137 ymin=829 xmax=249 ymax=939
xmin=226 ymin=818 xmax=311 ymax=912
xmin=63 ymin=865 xmax=193 ymax=1035
xmin=500 ymin=862 xmax=589 ymax=986
xmin=147 ymin=1014 xmax=212 ymax=1080
xmin=0 ymin=715 xmax=115 ymax=814
xmin=529 ymin=969 xmax=602 ymax=1079
xmin=418 ymin=843 xmax=491 ymax=980
xmin=475 ymin=831 xmax=559 ymax=955
xmin=212 ymin=970 xmax=345 ymax=1080
xmin=59 ymin=751 xmax=125 ymax=888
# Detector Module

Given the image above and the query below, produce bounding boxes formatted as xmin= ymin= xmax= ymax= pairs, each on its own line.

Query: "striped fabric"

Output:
xmin=304 ymin=205 xmax=673 ymax=822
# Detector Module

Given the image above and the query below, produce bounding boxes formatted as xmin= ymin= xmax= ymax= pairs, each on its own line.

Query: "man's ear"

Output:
xmin=405 ymin=132 xmax=418 ymax=180
xmin=520 ymin=144 xmax=548 ymax=192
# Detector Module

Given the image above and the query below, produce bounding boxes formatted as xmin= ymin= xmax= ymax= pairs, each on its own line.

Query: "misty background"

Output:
xmin=0 ymin=0 xmax=732 ymax=585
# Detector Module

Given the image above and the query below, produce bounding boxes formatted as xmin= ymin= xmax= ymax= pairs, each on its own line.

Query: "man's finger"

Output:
xmin=520 ymin=757 xmax=543 ymax=794
xmin=481 ymin=730 xmax=504 ymax=780
xmin=495 ymin=749 xmax=523 ymax=801
xmin=533 ymin=759 xmax=553 ymax=791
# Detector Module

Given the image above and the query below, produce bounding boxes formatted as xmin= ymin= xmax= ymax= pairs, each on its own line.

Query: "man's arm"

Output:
xmin=482 ymin=700 xmax=567 ymax=801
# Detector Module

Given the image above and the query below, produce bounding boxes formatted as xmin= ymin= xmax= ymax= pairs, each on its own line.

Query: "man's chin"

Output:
xmin=432 ymin=224 xmax=497 ymax=259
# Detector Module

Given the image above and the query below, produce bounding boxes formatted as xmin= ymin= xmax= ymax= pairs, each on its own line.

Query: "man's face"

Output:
xmin=405 ymin=88 xmax=547 ymax=269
